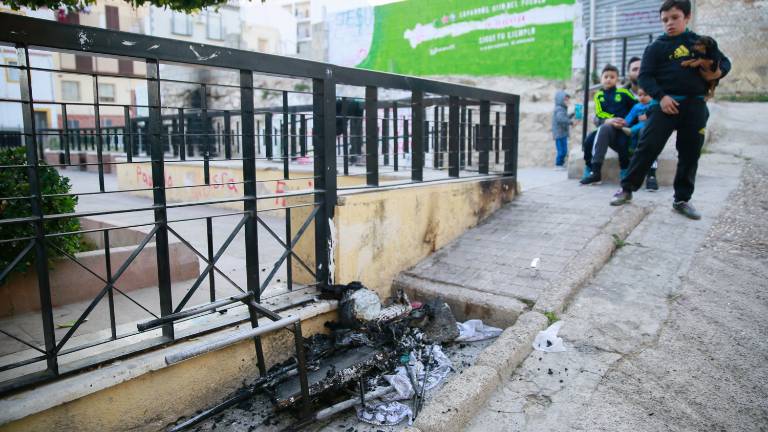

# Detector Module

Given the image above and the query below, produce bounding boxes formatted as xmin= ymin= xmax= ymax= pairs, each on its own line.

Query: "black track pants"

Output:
xmin=591 ymin=124 xmax=630 ymax=169
xmin=621 ymin=99 xmax=709 ymax=202
xmin=582 ymin=130 xmax=597 ymax=169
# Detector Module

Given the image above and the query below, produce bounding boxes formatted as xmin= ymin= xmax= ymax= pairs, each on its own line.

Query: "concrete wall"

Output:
xmin=0 ymin=307 xmax=335 ymax=432
xmin=0 ymin=225 xmax=199 ymax=317
xmin=291 ymin=176 xmax=518 ymax=298
xmin=115 ymin=160 xmax=401 ymax=211
xmin=694 ymin=0 xmax=768 ymax=97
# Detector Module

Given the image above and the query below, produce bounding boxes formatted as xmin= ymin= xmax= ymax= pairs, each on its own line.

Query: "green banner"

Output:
xmin=355 ymin=0 xmax=575 ymax=79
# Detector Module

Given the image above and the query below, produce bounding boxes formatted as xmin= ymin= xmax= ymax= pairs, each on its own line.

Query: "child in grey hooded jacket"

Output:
xmin=551 ymin=90 xmax=571 ymax=168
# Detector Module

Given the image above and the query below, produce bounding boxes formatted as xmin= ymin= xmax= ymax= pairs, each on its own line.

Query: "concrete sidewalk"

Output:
xmin=398 ymin=166 xmax=662 ymax=321
xmin=404 ymin=103 xmax=767 ymax=432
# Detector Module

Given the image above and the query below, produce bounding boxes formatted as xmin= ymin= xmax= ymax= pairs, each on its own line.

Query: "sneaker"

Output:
xmin=580 ymin=166 xmax=591 ymax=181
xmin=580 ymin=172 xmax=602 ymax=185
xmin=610 ymin=189 xmax=633 ymax=206
xmin=621 ymin=127 xmax=632 ymax=136
xmin=673 ymin=201 xmax=701 ymax=220
xmin=645 ymin=175 xmax=659 ymax=191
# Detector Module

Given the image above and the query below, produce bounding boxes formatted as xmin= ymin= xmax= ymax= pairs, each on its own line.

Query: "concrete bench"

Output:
xmin=567 ymin=132 xmax=679 ymax=186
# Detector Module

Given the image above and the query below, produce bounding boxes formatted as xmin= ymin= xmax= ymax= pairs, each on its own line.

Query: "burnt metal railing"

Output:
xmin=0 ymin=13 xmax=519 ymax=399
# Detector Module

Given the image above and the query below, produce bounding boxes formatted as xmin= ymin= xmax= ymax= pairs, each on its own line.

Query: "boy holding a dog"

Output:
xmin=609 ymin=0 xmax=731 ymax=220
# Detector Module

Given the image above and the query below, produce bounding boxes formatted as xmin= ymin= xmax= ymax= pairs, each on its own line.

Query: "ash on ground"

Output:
xmin=189 ymin=339 xmax=493 ymax=432
xmin=181 ymin=283 xmax=499 ymax=432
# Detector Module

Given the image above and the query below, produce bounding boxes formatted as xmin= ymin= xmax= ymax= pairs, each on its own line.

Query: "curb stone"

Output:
xmin=534 ymin=204 xmax=649 ymax=315
xmin=394 ymin=274 xmax=527 ymax=329
xmin=474 ymin=311 xmax=549 ymax=377
xmin=404 ymin=195 xmax=650 ymax=432
xmin=413 ymin=312 xmax=547 ymax=432
xmin=413 ymin=365 xmax=498 ymax=432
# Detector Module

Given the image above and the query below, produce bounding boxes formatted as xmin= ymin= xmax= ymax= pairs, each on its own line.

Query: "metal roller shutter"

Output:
xmin=583 ymin=0 xmax=662 ymax=72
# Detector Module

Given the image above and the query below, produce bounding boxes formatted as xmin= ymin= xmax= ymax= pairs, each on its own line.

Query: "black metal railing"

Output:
xmin=0 ymin=13 xmax=519 ymax=398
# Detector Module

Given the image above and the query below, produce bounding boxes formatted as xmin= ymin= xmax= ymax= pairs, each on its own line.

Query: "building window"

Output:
xmin=296 ymin=3 xmax=310 ymax=19
xmin=5 ymin=59 xmax=20 ymax=82
xmin=297 ymin=41 xmax=311 ymax=56
xmin=105 ymin=5 xmax=120 ymax=30
xmin=62 ymin=81 xmax=80 ymax=101
xmin=75 ymin=55 xmax=93 ymax=73
xmin=297 ymin=22 xmax=311 ymax=39
xmin=59 ymin=11 xmax=79 ymax=25
xmin=67 ymin=119 xmax=80 ymax=129
xmin=118 ymin=59 xmax=133 ymax=75
xmin=172 ymin=13 xmax=192 ymax=36
xmin=257 ymin=38 xmax=269 ymax=52
xmin=98 ymin=83 xmax=116 ymax=103
xmin=34 ymin=111 xmax=49 ymax=130
xmin=206 ymin=12 xmax=223 ymax=40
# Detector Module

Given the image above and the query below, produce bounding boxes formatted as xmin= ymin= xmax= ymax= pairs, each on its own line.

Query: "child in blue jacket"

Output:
xmin=551 ymin=91 xmax=571 ymax=169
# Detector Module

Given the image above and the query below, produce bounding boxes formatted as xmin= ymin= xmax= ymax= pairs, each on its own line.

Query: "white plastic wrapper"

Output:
xmin=356 ymin=401 xmax=413 ymax=426
xmin=532 ymin=321 xmax=567 ymax=352
xmin=420 ymin=345 xmax=452 ymax=391
xmin=455 ymin=319 xmax=503 ymax=342
xmin=381 ymin=366 xmax=415 ymax=401
xmin=349 ymin=288 xmax=381 ymax=321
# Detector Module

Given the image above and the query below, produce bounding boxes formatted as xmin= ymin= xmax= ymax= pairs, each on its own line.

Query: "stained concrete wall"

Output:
xmin=291 ymin=176 xmax=518 ymax=298
xmin=0 ymin=307 xmax=335 ymax=432
xmin=694 ymin=0 xmax=768 ymax=97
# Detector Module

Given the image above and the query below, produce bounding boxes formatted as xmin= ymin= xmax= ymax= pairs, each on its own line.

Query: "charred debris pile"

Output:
xmin=170 ymin=282 xmax=501 ymax=431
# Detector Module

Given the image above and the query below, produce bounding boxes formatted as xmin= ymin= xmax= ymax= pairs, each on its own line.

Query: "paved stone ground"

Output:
xmin=402 ymin=168 xmax=666 ymax=305
xmin=466 ymin=102 xmax=768 ymax=431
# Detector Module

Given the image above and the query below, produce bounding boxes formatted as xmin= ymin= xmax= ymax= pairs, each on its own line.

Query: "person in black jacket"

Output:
xmin=609 ymin=0 xmax=731 ymax=220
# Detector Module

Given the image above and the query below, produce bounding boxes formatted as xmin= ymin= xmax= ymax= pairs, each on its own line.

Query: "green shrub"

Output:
xmin=0 ymin=147 xmax=82 ymax=279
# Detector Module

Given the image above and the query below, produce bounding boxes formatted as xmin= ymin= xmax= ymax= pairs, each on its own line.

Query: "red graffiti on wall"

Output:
xmin=275 ymin=180 xmax=287 ymax=207
xmin=136 ymin=165 xmax=173 ymax=188
xmin=212 ymin=172 xmax=239 ymax=192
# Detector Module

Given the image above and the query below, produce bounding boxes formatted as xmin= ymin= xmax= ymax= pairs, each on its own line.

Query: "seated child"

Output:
xmin=621 ymin=88 xmax=659 ymax=188
xmin=580 ymin=64 xmax=637 ymax=185
xmin=623 ymin=88 xmax=651 ymax=152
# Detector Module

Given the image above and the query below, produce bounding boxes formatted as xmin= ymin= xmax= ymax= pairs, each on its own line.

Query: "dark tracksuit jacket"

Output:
xmin=582 ymin=86 xmax=636 ymax=169
xmin=621 ymin=30 xmax=731 ymax=201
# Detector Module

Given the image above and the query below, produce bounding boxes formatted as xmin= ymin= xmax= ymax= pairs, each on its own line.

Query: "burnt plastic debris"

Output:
xmin=319 ymin=281 xmax=364 ymax=300
xmin=421 ymin=299 xmax=460 ymax=343
xmin=171 ymin=281 xmax=483 ymax=431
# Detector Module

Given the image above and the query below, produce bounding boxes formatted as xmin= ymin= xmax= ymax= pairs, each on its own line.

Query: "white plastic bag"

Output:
xmin=455 ymin=319 xmax=503 ymax=342
xmin=532 ymin=321 xmax=566 ymax=352
xmin=420 ymin=345 xmax=452 ymax=390
xmin=356 ymin=401 xmax=413 ymax=426
xmin=381 ymin=366 xmax=414 ymax=401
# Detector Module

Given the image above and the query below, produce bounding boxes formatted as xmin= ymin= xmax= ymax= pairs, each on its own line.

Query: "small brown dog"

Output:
xmin=681 ymin=36 xmax=724 ymax=99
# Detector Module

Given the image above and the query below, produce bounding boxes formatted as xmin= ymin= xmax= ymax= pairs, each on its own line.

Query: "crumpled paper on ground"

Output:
xmin=532 ymin=321 xmax=567 ymax=352
xmin=455 ymin=319 xmax=503 ymax=342
xmin=356 ymin=401 xmax=413 ymax=426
